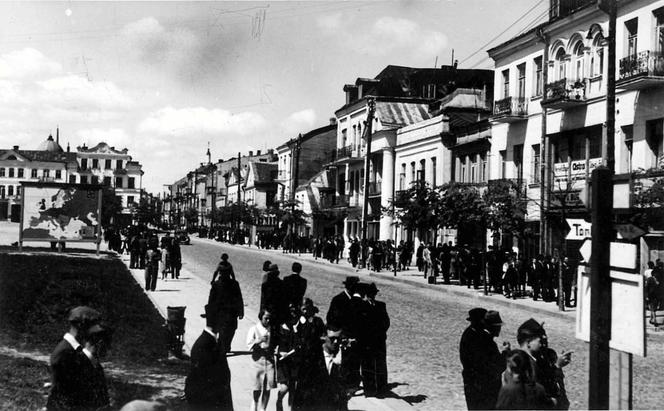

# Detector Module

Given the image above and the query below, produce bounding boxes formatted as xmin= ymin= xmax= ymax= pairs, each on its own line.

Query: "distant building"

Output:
xmin=74 ymin=142 xmax=144 ymax=220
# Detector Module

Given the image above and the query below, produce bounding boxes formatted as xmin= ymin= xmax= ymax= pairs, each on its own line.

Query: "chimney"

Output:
xmin=12 ymin=145 xmax=18 ymax=151
xmin=453 ymin=59 xmax=458 ymax=69
xmin=56 ymin=127 xmax=59 ymax=145
xmin=249 ymin=150 xmax=253 ymax=157
xmin=256 ymin=150 xmax=261 ymax=156
xmin=67 ymin=142 xmax=70 ymax=152
xmin=329 ymin=117 xmax=337 ymax=125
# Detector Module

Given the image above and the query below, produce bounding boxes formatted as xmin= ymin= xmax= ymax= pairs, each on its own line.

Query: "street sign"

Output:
xmin=566 ymin=218 xmax=592 ymax=240
xmin=579 ymin=239 xmax=592 ymax=262
xmin=576 ymin=266 xmax=645 ymax=357
xmin=576 ymin=240 xmax=637 ymax=267
xmin=615 ymin=223 xmax=646 ymax=241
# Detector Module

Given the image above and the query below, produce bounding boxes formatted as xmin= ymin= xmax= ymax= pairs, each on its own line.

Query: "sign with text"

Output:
xmin=553 ymin=158 xmax=603 ymax=190
xmin=566 ymin=218 xmax=591 ymax=240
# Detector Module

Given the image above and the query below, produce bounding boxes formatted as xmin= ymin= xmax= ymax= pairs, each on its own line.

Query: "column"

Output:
xmin=379 ymin=149 xmax=394 ymax=241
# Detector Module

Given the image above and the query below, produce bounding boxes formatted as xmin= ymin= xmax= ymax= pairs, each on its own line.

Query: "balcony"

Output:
xmin=492 ymin=96 xmax=528 ymax=123
xmin=277 ymin=170 xmax=289 ymax=180
xmin=617 ymin=51 xmax=664 ymax=90
xmin=541 ymin=78 xmax=587 ymax=109
xmin=326 ymin=144 xmax=365 ymax=165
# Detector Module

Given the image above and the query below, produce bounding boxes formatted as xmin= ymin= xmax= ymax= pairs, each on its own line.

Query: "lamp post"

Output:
xmin=360 ymin=97 xmax=376 ymax=268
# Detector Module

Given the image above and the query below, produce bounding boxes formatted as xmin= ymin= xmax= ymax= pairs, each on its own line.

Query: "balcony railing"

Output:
xmin=542 ymin=78 xmax=587 ymax=108
xmin=326 ymin=144 xmax=365 ymax=164
xmin=618 ymin=50 xmax=664 ymax=90
xmin=492 ymin=96 xmax=528 ymax=122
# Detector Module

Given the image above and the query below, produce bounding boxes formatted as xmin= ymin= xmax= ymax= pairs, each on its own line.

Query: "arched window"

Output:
xmin=555 ymin=48 xmax=567 ymax=80
xmin=573 ymin=42 xmax=585 ymax=81
xmin=590 ymin=35 xmax=604 ymax=77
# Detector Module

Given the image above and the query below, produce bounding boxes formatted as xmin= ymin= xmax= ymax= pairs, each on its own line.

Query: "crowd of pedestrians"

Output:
xmin=183 ymin=252 xmax=391 ymax=411
xmin=459 ymin=308 xmax=572 ymax=410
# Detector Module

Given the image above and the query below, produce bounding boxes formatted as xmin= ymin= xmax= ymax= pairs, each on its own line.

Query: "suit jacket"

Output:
xmin=47 ymin=339 xmax=88 ymax=411
xmin=365 ymin=300 xmax=390 ymax=347
xmin=327 ymin=291 xmax=353 ymax=331
xmin=293 ymin=348 xmax=348 ymax=411
xmin=185 ymin=331 xmax=233 ymax=410
xmin=261 ymin=273 xmax=286 ymax=321
xmin=282 ymin=274 xmax=307 ymax=308
xmin=208 ymin=278 xmax=244 ymax=326
xmin=78 ymin=356 xmax=110 ymax=410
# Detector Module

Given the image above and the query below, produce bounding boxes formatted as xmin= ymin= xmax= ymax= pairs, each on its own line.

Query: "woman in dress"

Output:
xmin=247 ymin=308 xmax=276 ymax=411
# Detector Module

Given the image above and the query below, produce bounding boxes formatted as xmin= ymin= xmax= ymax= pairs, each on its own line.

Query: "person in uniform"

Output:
xmin=283 ymin=262 xmax=307 ymax=309
xmin=185 ymin=305 xmax=233 ymax=410
xmin=47 ymin=306 xmax=102 ymax=411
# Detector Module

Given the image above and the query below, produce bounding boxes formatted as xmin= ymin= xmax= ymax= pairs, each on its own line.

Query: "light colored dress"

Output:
xmin=246 ymin=322 xmax=276 ymax=390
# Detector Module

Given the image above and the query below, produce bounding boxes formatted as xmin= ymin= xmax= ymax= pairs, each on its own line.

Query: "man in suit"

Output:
xmin=78 ymin=322 xmax=113 ymax=410
xmin=282 ymin=262 xmax=307 ymax=308
xmin=327 ymin=276 xmax=362 ymax=390
xmin=326 ymin=276 xmax=359 ymax=330
xmin=47 ymin=306 xmax=102 ymax=411
xmin=293 ymin=326 xmax=349 ymax=411
xmin=361 ymin=283 xmax=390 ymax=397
xmin=260 ymin=264 xmax=286 ymax=324
xmin=459 ymin=307 xmax=491 ymax=410
xmin=185 ymin=305 xmax=233 ymax=411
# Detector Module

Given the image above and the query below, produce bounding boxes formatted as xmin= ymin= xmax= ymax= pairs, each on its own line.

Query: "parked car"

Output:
xmin=176 ymin=230 xmax=190 ymax=245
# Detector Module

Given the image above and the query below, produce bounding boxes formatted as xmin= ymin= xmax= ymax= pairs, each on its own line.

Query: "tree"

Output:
xmin=631 ymin=168 xmax=664 ymax=231
xmin=134 ymin=197 xmax=161 ymax=227
xmin=386 ymin=182 xmax=438 ymax=240
xmin=435 ymin=182 xmax=485 ymax=231
xmin=483 ymin=179 xmax=528 ymax=238
xmin=100 ymin=186 xmax=122 ymax=227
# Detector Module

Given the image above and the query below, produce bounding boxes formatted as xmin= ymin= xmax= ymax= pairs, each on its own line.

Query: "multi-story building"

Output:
xmin=0 ymin=134 xmax=77 ymax=221
xmin=275 ymin=120 xmax=337 ymax=205
xmin=321 ymin=64 xmax=493 ymax=244
xmin=75 ymin=142 xmax=144 ymax=217
xmin=488 ymin=0 xmax=664 ymax=263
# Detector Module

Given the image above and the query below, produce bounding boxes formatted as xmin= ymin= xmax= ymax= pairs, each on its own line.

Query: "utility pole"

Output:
xmin=290 ymin=134 xmax=302 ymax=250
xmin=590 ymin=1 xmax=616 ymax=409
xmin=536 ymin=27 xmax=549 ymax=257
xmin=361 ymin=97 xmax=376 ymax=268
xmin=236 ymin=152 xmax=242 ymax=244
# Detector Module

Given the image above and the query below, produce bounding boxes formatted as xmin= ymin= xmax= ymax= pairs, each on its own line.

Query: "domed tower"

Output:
xmin=37 ymin=128 xmax=64 ymax=152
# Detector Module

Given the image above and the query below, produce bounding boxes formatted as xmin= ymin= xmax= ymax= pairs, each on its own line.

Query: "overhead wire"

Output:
xmin=457 ymin=0 xmax=547 ymax=67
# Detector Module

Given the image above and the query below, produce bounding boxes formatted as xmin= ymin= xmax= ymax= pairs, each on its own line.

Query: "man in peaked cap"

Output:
xmin=459 ymin=307 xmax=494 ymax=410
xmin=47 ymin=306 xmax=102 ymax=410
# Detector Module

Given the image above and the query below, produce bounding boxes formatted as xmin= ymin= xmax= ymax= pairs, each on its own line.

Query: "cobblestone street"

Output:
xmin=182 ymin=237 xmax=664 ymax=410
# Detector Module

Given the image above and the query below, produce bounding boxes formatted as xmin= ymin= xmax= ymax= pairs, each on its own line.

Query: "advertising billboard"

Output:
xmin=19 ymin=182 xmax=102 ymax=244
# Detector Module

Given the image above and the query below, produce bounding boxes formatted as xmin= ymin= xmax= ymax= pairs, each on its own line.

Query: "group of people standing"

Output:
xmin=123 ymin=228 xmax=183 ymax=292
xmin=460 ymin=308 xmax=572 ymax=410
xmin=184 ymin=252 xmax=391 ymax=411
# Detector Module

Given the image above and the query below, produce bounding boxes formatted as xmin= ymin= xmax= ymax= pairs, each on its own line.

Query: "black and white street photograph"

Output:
xmin=1 ymin=0 xmax=664 ymax=410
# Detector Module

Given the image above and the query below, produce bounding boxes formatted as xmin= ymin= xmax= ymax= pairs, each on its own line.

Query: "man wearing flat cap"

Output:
xmin=47 ymin=306 xmax=102 ymax=410
xmin=283 ymin=262 xmax=307 ymax=309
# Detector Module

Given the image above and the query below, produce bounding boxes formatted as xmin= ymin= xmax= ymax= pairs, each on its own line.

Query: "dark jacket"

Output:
xmin=208 ymin=278 xmax=244 ymax=327
xmin=282 ymin=274 xmax=307 ymax=308
xmin=496 ymin=380 xmax=553 ymax=410
xmin=293 ymin=348 xmax=349 ymax=411
xmin=460 ymin=327 xmax=505 ymax=410
xmin=185 ymin=331 xmax=233 ymax=410
xmin=365 ymin=300 xmax=390 ymax=347
xmin=47 ymin=339 xmax=89 ymax=411
xmin=326 ymin=291 xmax=353 ymax=331
xmin=261 ymin=273 xmax=286 ymax=321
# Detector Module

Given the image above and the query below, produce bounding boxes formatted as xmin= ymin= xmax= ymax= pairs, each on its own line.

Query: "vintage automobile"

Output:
xmin=175 ymin=230 xmax=191 ymax=245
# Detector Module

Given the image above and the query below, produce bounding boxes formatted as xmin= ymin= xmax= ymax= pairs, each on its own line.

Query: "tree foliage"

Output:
xmin=387 ymin=182 xmax=438 ymax=236
xmin=483 ymin=179 xmax=528 ymax=236
xmin=631 ymin=168 xmax=664 ymax=230
xmin=134 ymin=197 xmax=161 ymax=227
xmin=100 ymin=186 xmax=122 ymax=227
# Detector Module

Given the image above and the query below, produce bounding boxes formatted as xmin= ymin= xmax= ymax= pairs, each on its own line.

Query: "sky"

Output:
xmin=0 ymin=0 xmax=549 ymax=194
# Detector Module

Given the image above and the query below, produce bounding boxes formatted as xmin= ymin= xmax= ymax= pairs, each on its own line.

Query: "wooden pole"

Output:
xmin=361 ymin=98 xmax=376 ymax=268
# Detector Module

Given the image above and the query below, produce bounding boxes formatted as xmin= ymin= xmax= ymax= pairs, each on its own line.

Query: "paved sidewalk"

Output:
xmin=119 ymin=252 xmax=411 ymax=411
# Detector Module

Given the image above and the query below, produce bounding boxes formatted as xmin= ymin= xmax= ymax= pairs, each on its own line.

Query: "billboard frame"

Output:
xmin=18 ymin=182 xmax=103 ymax=255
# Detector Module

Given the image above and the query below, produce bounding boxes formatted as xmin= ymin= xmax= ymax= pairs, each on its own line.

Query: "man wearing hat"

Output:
xmin=78 ymin=322 xmax=113 ymax=410
xmin=361 ymin=283 xmax=390 ymax=397
xmin=327 ymin=276 xmax=362 ymax=390
xmin=47 ymin=306 xmax=102 ymax=410
xmin=283 ymin=262 xmax=307 ymax=309
xmin=480 ymin=310 xmax=509 ymax=410
xmin=459 ymin=307 xmax=494 ymax=410
xmin=517 ymin=318 xmax=572 ymax=409
xmin=186 ymin=305 xmax=233 ymax=410
xmin=261 ymin=264 xmax=287 ymax=324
